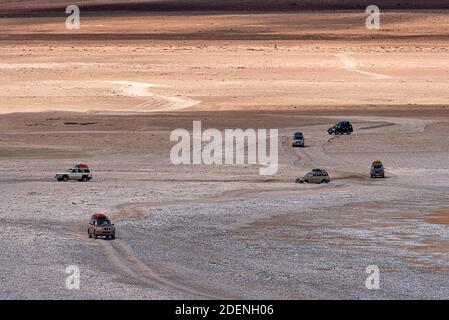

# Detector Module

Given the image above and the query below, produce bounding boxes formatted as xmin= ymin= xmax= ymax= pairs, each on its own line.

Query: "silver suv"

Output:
xmin=296 ymin=169 xmax=330 ymax=184
xmin=55 ymin=167 xmax=92 ymax=182
xmin=292 ymin=132 xmax=305 ymax=147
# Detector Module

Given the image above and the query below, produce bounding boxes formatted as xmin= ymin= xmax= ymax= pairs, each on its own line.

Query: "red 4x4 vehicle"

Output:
xmin=88 ymin=213 xmax=116 ymax=240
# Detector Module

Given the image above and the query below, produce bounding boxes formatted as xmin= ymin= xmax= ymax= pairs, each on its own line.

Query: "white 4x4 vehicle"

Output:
xmin=296 ymin=169 xmax=330 ymax=184
xmin=55 ymin=165 xmax=92 ymax=182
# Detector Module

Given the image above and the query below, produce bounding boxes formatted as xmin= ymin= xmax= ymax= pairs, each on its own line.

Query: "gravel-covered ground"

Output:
xmin=1 ymin=111 xmax=449 ymax=299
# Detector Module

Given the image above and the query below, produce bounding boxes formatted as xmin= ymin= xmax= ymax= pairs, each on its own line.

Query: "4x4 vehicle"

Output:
xmin=328 ymin=120 xmax=353 ymax=135
xmin=88 ymin=213 xmax=116 ymax=240
xmin=292 ymin=132 xmax=305 ymax=147
xmin=370 ymin=160 xmax=385 ymax=178
xmin=55 ymin=164 xmax=92 ymax=182
xmin=296 ymin=169 xmax=331 ymax=184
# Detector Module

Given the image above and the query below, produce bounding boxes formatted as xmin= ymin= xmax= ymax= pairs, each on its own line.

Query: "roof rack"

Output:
xmin=91 ymin=213 xmax=108 ymax=219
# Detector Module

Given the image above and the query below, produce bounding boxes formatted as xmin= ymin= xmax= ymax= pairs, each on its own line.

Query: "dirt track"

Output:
xmin=1 ymin=7 xmax=449 ymax=299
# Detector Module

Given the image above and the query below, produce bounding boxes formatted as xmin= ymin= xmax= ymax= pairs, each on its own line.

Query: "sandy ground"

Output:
xmin=1 ymin=8 xmax=449 ymax=299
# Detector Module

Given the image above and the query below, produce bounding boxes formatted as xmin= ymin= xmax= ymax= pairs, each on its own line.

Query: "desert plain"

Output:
xmin=0 ymin=1 xmax=449 ymax=299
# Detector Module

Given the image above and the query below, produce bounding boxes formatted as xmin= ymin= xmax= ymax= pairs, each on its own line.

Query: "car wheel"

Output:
xmin=304 ymin=180 xmax=309 ymax=184
xmin=111 ymin=235 xmax=115 ymax=240
xmin=321 ymin=179 xmax=328 ymax=184
xmin=62 ymin=176 xmax=68 ymax=182
xmin=82 ymin=176 xmax=88 ymax=182
xmin=93 ymin=232 xmax=97 ymax=239
xmin=88 ymin=230 xmax=91 ymax=238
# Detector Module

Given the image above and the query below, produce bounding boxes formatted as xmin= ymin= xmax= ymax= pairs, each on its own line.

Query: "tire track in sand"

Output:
xmin=107 ymin=80 xmax=202 ymax=112
xmin=101 ymin=188 xmax=299 ymax=299
xmin=57 ymin=218 xmax=234 ymax=299
xmin=101 ymin=185 xmax=342 ymax=298
xmin=334 ymin=54 xmax=391 ymax=80
xmin=100 ymin=238 xmax=233 ymax=299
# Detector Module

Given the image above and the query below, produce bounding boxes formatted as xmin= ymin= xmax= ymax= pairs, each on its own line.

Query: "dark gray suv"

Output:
xmin=292 ymin=132 xmax=305 ymax=147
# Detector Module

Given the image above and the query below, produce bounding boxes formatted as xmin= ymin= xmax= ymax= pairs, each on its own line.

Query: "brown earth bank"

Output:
xmin=2 ymin=0 xmax=449 ymax=14
xmin=423 ymin=210 xmax=449 ymax=226
xmin=2 ymin=10 xmax=449 ymax=42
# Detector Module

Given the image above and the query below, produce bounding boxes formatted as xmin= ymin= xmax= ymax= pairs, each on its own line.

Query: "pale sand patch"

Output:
xmin=107 ymin=81 xmax=161 ymax=96
xmin=107 ymin=80 xmax=202 ymax=112
xmin=0 ymin=63 xmax=101 ymax=70
xmin=0 ymin=80 xmax=201 ymax=114
xmin=335 ymin=53 xmax=392 ymax=80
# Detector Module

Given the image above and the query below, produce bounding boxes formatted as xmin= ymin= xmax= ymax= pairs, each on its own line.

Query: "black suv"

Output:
xmin=328 ymin=120 xmax=353 ymax=135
